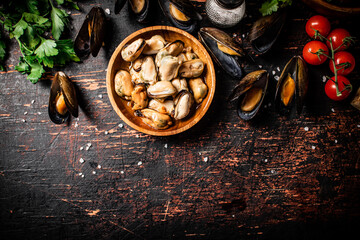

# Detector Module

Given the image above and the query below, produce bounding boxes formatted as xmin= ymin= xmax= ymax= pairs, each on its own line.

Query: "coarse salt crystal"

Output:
xmin=304 ymin=127 xmax=309 ymax=131
xmin=105 ymin=8 xmax=110 ymax=15
xmin=98 ymin=94 xmax=103 ymax=99
xmin=79 ymin=158 xmax=84 ymax=163
xmin=75 ymin=122 xmax=78 ymax=127
xmin=272 ymin=70 xmax=276 ymax=75
xmin=357 ymin=125 xmax=360 ymax=128
xmin=203 ymin=157 xmax=208 ymax=162
xmin=164 ymin=144 xmax=168 ymax=148
xmin=80 ymin=132 xmax=84 ymax=135
xmin=259 ymin=65 xmax=262 ymax=68
xmin=92 ymin=171 xmax=96 ymax=175
xmin=67 ymin=11 xmax=71 ymax=15
xmin=274 ymin=76 xmax=280 ymax=81
xmin=242 ymin=34 xmax=245 ymax=38
xmin=87 ymin=143 xmax=92 ymax=147
xmin=80 ymin=146 xmax=84 ymax=151
xmin=268 ymin=103 xmax=271 ymax=107
xmin=311 ymin=146 xmax=316 ymax=150
xmin=271 ymin=169 xmax=276 ymax=174
xmin=322 ymin=76 xmax=327 ymax=82
xmin=24 ymin=112 xmax=28 ymax=115
xmin=199 ymin=152 xmax=202 ymax=156
xmin=95 ymin=128 xmax=98 ymax=131
xmin=264 ymin=159 xmax=268 ymax=163
xmin=334 ymin=140 xmax=338 ymax=143
xmin=120 ymin=170 xmax=124 ymax=174
xmin=105 ymin=131 xmax=108 ymax=135
xmin=233 ymin=33 xmax=237 ymax=37
xmin=97 ymin=165 xmax=101 ymax=169
xmin=136 ymin=134 xmax=139 ymax=138
xmin=277 ymin=67 xmax=280 ymax=71
xmin=79 ymin=172 xmax=83 ymax=176
xmin=22 ymin=119 xmax=26 ymax=122
xmin=31 ymin=100 xmax=35 ymax=104
xmin=138 ymin=161 xmax=142 ymax=166
xmin=81 ymin=174 xmax=85 ymax=178
xmin=331 ymin=108 xmax=335 ymax=112
xmin=119 ymin=123 xmax=124 ymax=128
xmin=37 ymin=112 xmax=41 ymax=115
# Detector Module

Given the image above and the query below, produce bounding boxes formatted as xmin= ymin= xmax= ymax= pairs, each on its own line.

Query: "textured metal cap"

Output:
xmin=216 ymin=0 xmax=245 ymax=9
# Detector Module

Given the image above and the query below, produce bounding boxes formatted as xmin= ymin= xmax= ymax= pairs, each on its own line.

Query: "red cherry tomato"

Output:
xmin=325 ymin=75 xmax=352 ymax=101
xmin=329 ymin=51 xmax=355 ymax=75
xmin=305 ymin=15 xmax=331 ymax=39
xmin=302 ymin=41 xmax=329 ymax=65
xmin=327 ymin=28 xmax=352 ymax=51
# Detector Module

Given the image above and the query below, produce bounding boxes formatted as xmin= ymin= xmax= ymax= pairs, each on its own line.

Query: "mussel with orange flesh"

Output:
xmin=158 ymin=0 xmax=202 ymax=33
xmin=115 ymin=0 xmax=152 ymax=23
xmin=75 ymin=7 xmax=107 ymax=58
xmin=229 ymin=70 xmax=268 ymax=121
xmin=198 ymin=27 xmax=245 ymax=79
xmin=49 ymin=72 xmax=78 ymax=124
xmin=274 ymin=56 xmax=309 ymax=116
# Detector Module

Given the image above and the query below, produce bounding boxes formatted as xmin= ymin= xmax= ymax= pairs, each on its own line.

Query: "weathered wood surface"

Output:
xmin=0 ymin=0 xmax=359 ymax=239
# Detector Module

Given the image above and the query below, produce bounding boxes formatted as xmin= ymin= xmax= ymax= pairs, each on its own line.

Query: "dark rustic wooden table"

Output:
xmin=1 ymin=0 xmax=360 ymax=239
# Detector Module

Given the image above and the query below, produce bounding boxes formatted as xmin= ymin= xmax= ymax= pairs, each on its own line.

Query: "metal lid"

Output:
xmin=216 ymin=0 xmax=245 ymax=9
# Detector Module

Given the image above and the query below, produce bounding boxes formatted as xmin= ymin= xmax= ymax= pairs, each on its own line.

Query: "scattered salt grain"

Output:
xmin=136 ymin=134 xmax=139 ymax=138
xmin=233 ymin=33 xmax=237 ymax=38
xmin=277 ymin=67 xmax=280 ymax=71
xmin=75 ymin=122 xmax=78 ymax=127
xmin=264 ymin=159 xmax=268 ymax=163
xmin=272 ymin=70 xmax=276 ymax=75
xmin=79 ymin=172 xmax=83 ymax=176
xmin=95 ymin=128 xmax=98 ymax=131
xmin=334 ymin=140 xmax=338 ymax=143
xmin=81 ymin=132 xmax=84 ymax=135
xmin=357 ymin=125 xmax=360 ymax=128
xmin=259 ymin=65 xmax=262 ymax=68
xmin=304 ymin=126 xmax=309 ymax=131
xmin=85 ymin=143 xmax=92 ymax=151
xmin=322 ymin=76 xmax=327 ymax=82
xmin=164 ymin=144 xmax=168 ymax=148
xmin=37 ymin=112 xmax=42 ymax=115
xmin=81 ymin=174 xmax=85 ymax=178
xmin=92 ymin=171 xmax=96 ymax=175
xmin=120 ymin=170 xmax=124 ymax=174
xmin=31 ymin=100 xmax=35 ymax=104
xmin=242 ymin=34 xmax=245 ymax=38
xmin=97 ymin=165 xmax=101 ymax=169
xmin=80 ymin=146 xmax=84 ymax=151
xmin=138 ymin=161 xmax=142 ymax=166
xmin=79 ymin=158 xmax=84 ymax=163
xmin=67 ymin=11 xmax=71 ymax=15
xmin=199 ymin=152 xmax=202 ymax=156
xmin=105 ymin=8 xmax=110 ymax=15
xmin=105 ymin=130 xmax=108 ymax=135
xmin=22 ymin=119 xmax=26 ymax=122
xmin=274 ymin=76 xmax=280 ymax=81
xmin=270 ymin=169 xmax=276 ymax=174
xmin=311 ymin=146 xmax=316 ymax=150
xmin=203 ymin=157 xmax=208 ymax=162
xmin=119 ymin=123 xmax=124 ymax=128
xmin=331 ymin=108 xmax=335 ymax=113
xmin=232 ymin=215 xmax=235 ymax=217
xmin=98 ymin=94 xmax=103 ymax=99
xmin=24 ymin=112 xmax=28 ymax=115
xmin=87 ymin=143 xmax=92 ymax=147
xmin=268 ymin=103 xmax=272 ymax=107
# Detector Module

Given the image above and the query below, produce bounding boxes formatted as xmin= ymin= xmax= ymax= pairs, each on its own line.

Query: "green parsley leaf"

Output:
xmin=260 ymin=0 xmax=292 ymax=16
xmin=51 ymin=6 xmax=69 ymax=40
xmin=15 ymin=57 xmax=30 ymax=73
xmin=27 ymin=58 xmax=45 ymax=83
xmin=11 ymin=19 xmax=28 ymax=39
xmin=35 ymin=39 xmax=58 ymax=58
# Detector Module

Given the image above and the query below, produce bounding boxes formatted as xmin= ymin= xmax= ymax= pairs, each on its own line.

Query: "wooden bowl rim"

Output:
xmin=302 ymin=0 xmax=360 ymax=15
xmin=106 ymin=25 xmax=216 ymax=136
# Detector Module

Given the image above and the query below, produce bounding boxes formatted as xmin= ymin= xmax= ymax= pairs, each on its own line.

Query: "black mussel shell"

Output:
xmin=249 ymin=11 xmax=287 ymax=55
xmin=115 ymin=0 xmax=127 ymax=14
xmin=199 ymin=27 xmax=244 ymax=79
xmin=229 ymin=70 xmax=268 ymax=120
xmin=49 ymin=72 xmax=78 ymax=124
xmin=129 ymin=0 xmax=151 ymax=23
xmin=74 ymin=7 xmax=106 ymax=58
xmin=274 ymin=56 xmax=308 ymax=117
xmin=158 ymin=0 xmax=202 ymax=33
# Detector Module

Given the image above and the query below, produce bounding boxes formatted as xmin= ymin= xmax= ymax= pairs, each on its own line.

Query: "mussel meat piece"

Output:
xmin=75 ymin=7 xmax=107 ymax=58
xmin=158 ymin=0 xmax=202 ymax=33
xmin=178 ymin=59 xmax=204 ymax=78
xmin=249 ymin=11 xmax=287 ymax=55
xmin=121 ymin=38 xmax=146 ymax=62
xmin=49 ymin=72 xmax=78 ymax=124
xmin=135 ymin=108 xmax=173 ymax=129
xmin=147 ymin=81 xmax=177 ymax=99
xmin=140 ymin=56 xmax=157 ymax=85
xmin=229 ymin=70 xmax=268 ymax=121
xmin=155 ymin=40 xmax=184 ymax=67
xmin=274 ymin=56 xmax=308 ymax=116
xmin=198 ymin=27 xmax=244 ymax=79
xmin=143 ymin=35 xmax=166 ymax=55
xmin=188 ymin=78 xmax=208 ymax=104
xmin=173 ymin=90 xmax=194 ymax=120
xmin=158 ymin=56 xmax=181 ymax=81
xmin=184 ymin=47 xmax=198 ymax=61
xmin=148 ymin=99 xmax=175 ymax=115
xmin=171 ymin=78 xmax=188 ymax=92
xmin=114 ymin=70 xmax=134 ymax=100
xmin=131 ymin=84 xmax=148 ymax=110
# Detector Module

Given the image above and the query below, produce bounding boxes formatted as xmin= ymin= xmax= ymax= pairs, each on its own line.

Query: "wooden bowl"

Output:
xmin=106 ymin=26 xmax=216 ymax=136
xmin=301 ymin=0 xmax=360 ymax=18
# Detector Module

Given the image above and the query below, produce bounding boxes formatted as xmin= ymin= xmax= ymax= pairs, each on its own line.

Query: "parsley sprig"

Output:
xmin=260 ymin=0 xmax=292 ymax=16
xmin=0 ymin=0 xmax=80 ymax=83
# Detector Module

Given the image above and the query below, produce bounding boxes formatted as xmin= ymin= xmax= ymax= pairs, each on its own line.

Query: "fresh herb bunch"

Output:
xmin=260 ymin=0 xmax=292 ymax=16
xmin=0 ymin=0 xmax=80 ymax=83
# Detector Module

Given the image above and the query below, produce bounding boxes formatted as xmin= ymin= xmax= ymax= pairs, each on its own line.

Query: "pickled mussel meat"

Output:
xmin=173 ymin=90 xmax=194 ymax=120
xmin=274 ymin=56 xmax=308 ymax=116
xmin=75 ymin=7 xmax=107 ymax=57
xmin=171 ymin=78 xmax=188 ymax=92
xmin=147 ymin=81 xmax=177 ymax=99
xmin=188 ymin=78 xmax=208 ymax=104
xmin=121 ymin=38 xmax=146 ymax=62
xmin=148 ymin=99 xmax=175 ymax=115
xmin=135 ymin=108 xmax=173 ymax=129
xmin=178 ymin=59 xmax=204 ymax=78
xmin=143 ymin=35 xmax=166 ymax=55
xmin=158 ymin=0 xmax=202 ymax=33
xmin=229 ymin=70 xmax=268 ymax=121
xmin=114 ymin=70 xmax=134 ymax=100
xmin=140 ymin=56 xmax=157 ymax=85
xmin=158 ymin=56 xmax=181 ymax=81
xmin=199 ymin=27 xmax=244 ymax=79
xmin=49 ymin=72 xmax=78 ymax=124
xmin=131 ymin=84 xmax=148 ymax=110
xmin=249 ymin=11 xmax=287 ymax=55
xmin=155 ymin=40 xmax=184 ymax=67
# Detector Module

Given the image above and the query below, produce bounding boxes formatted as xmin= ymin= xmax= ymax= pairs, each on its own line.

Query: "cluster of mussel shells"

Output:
xmin=114 ymin=35 xmax=208 ymax=130
xmin=229 ymin=56 xmax=309 ymax=120
xmin=48 ymin=72 xmax=79 ymax=124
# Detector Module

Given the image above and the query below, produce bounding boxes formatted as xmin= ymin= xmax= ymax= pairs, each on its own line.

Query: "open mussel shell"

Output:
xmin=229 ymin=70 xmax=268 ymax=121
xmin=48 ymin=72 xmax=78 ymax=124
xmin=274 ymin=56 xmax=308 ymax=116
xmin=75 ymin=7 xmax=106 ymax=58
xmin=249 ymin=11 xmax=286 ymax=55
xmin=158 ymin=0 xmax=202 ymax=33
xmin=198 ymin=27 xmax=244 ymax=79
xmin=129 ymin=0 xmax=152 ymax=23
xmin=115 ymin=0 xmax=127 ymax=14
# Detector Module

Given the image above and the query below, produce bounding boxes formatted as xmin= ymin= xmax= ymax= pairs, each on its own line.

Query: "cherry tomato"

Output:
xmin=327 ymin=28 xmax=352 ymax=51
xmin=325 ymin=75 xmax=352 ymax=101
xmin=302 ymin=41 xmax=329 ymax=65
xmin=305 ymin=15 xmax=331 ymax=39
xmin=329 ymin=51 xmax=355 ymax=75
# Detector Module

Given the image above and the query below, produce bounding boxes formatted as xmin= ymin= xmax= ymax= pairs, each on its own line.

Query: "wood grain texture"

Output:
xmin=0 ymin=0 xmax=360 ymax=239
